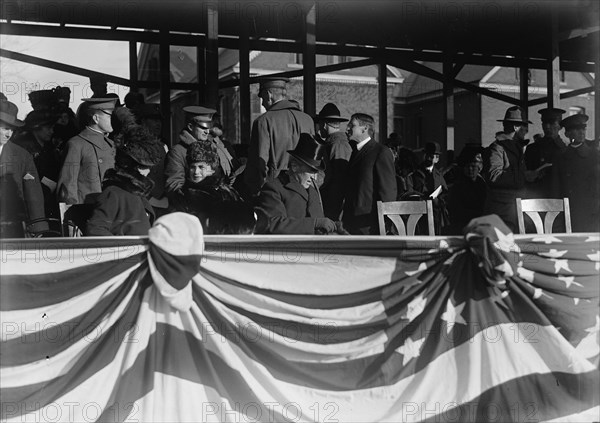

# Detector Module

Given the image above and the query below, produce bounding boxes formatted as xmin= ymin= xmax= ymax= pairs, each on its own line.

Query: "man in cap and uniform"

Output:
xmin=244 ymin=76 xmax=314 ymax=197
xmin=553 ymin=113 xmax=599 ymax=232
xmin=524 ymin=107 xmax=567 ymax=198
xmin=0 ymin=100 xmax=47 ymax=237
xmin=165 ymin=106 xmax=234 ymax=196
xmin=57 ymin=98 xmax=117 ymax=204
xmin=483 ymin=106 xmax=539 ymax=232
xmin=255 ymin=133 xmax=340 ymax=235
xmin=314 ymin=103 xmax=352 ymax=220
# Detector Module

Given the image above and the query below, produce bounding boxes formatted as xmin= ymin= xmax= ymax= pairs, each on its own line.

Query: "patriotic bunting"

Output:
xmin=1 ymin=214 xmax=598 ymax=422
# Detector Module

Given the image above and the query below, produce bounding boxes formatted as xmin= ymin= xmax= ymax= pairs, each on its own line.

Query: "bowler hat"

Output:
xmin=560 ymin=113 xmax=588 ymax=130
xmin=183 ymin=106 xmax=216 ymax=122
xmin=538 ymin=107 xmax=565 ymax=122
xmin=288 ymin=133 xmax=325 ymax=172
xmin=497 ymin=106 xmax=532 ymax=124
xmin=424 ymin=142 xmax=442 ymax=155
xmin=315 ymin=103 xmax=348 ymax=122
xmin=25 ymin=110 xmax=57 ymax=128
xmin=258 ymin=76 xmax=289 ymax=90
xmin=82 ymin=97 xmax=118 ymax=111
xmin=0 ymin=100 xmax=24 ymax=128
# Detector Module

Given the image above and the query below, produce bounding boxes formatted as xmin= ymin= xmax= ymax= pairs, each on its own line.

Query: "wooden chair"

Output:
xmin=516 ymin=198 xmax=572 ymax=234
xmin=60 ymin=203 xmax=94 ymax=237
xmin=377 ymin=200 xmax=435 ymax=236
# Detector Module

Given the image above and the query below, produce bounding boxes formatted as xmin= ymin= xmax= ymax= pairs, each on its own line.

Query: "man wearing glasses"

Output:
xmin=165 ymin=106 xmax=234 ymax=197
xmin=57 ymin=98 xmax=117 ymax=204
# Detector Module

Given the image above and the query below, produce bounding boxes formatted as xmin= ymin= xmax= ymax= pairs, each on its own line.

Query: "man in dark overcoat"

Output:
xmin=57 ymin=98 xmax=117 ymax=204
xmin=255 ymin=133 xmax=338 ymax=235
xmin=342 ymin=113 xmax=397 ymax=235
xmin=244 ymin=77 xmax=314 ymax=196
xmin=553 ymin=113 xmax=599 ymax=232
xmin=314 ymin=103 xmax=352 ymax=220
xmin=483 ymin=106 xmax=539 ymax=233
xmin=0 ymin=100 xmax=46 ymax=237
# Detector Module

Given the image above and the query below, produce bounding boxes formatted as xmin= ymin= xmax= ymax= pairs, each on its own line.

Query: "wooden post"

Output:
xmin=519 ymin=67 xmax=529 ymax=122
xmin=159 ymin=29 xmax=171 ymax=146
xmin=378 ymin=57 xmax=388 ymax=142
xmin=205 ymin=3 xmax=219 ymax=109
xmin=128 ymin=41 xmax=138 ymax=92
xmin=196 ymin=45 xmax=206 ymax=104
xmin=443 ymin=60 xmax=455 ymax=151
xmin=596 ymin=30 xmax=600 ymax=140
xmin=239 ymin=22 xmax=251 ymax=144
xmin=302 ymin=3 xmax=316 ymax=117
xmin=547 ymin=9 xmax=560 ymax=108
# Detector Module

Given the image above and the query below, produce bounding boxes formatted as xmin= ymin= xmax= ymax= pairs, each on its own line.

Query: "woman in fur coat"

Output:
xmin=86 ymin=125 xmax=163 ymax=236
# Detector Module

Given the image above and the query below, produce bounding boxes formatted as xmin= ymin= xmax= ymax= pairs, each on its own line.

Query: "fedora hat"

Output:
xmin=315 ymin=103 xmax=348 ymax=122
xmin=288 ymin=133 xmax=325 ymax=172
xmin=424 ymin=141 xmax=442 ymax=155
xmin=497 ymin=106 xmax=532 ymax=124
xmin=0 ymin=100 xmax=24 ymax=128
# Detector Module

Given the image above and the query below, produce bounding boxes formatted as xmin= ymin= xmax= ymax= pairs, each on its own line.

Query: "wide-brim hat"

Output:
xmin=560 ymin=113 xmax=588 ymax=129
xmin=0 ymin=100 xmax=24 ymax=128
xmin=315 ymin=103 xmax=348 ymax=122
xmin=497 ymin=106 xmax=532 ymax=124
xmin=28 ymin=90 xmax=58 ymax=111
xmin=120 ymin=140 xmax=164 ymax=167
xmin=25 ymin=110 xmax=57 ymax=128
xmin=288 ymin=133 xmax=325 ymax=172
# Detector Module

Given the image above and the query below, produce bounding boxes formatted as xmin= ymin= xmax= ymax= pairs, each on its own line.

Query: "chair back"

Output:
xmin=516 ymin=198 xmax=572 ymax=234
xmin=377 ymin=200 xmax=435 ymax=236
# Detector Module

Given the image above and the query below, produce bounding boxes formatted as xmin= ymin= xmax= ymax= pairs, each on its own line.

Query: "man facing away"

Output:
xmin=244 ymin=76 xmax=314 ymax=197
xmin=342 ymin=113 xmax=397 ymax=235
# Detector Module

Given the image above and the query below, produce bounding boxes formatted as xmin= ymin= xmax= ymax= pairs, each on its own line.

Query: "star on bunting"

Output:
xmin=396 ymin=336 xmax=425 ymax=366
xmin=495 ymin=260 xmax=514 ymax=277
xmin=406 ymin=262 xmax=427 ymax=276
xmin=550 ymin=258 xmax=572 ymax=273
xmin=557 ymin=275 xmax=583 ymax=289
xmin=403 ymin=293 xmax=427 ymax=322
xmin=539 ymin=249 xmax=568 ymax=258
xmin=575 ymin=315 xmax=600 ymax=360
xmin=441 ymin=300 xmax=467 ymax=334
xmin=532 ymin=235 xmax=563 ymax=244
xmin=493 ymin=227 xmax=520 ymax=253
xmin=586 ymin=251 xmax=599 ymax=262
xmin=574 ymin=298 xmax=580 ymax=305
xmin=517 ymin=267 xmax=535 ymax=282
xmin=585 ymin=235 xmax=600 ymax=243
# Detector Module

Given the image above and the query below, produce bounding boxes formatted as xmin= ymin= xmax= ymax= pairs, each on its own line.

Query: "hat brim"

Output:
xmin=316 ymin=115 xmax=349 ymax=122
xmin=497 ymin=118 xmax=532 ymax=124
xmin=288 ymin=151 xmax=325 ymax=172
xmin=0 ymin=117 xmax=24 ymax=128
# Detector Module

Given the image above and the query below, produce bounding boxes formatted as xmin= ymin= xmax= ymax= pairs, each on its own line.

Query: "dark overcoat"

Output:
xmin=342 ymin=139 xmax=397 ymax=235
xmin=255 ymin=172 xmax=324 ymax=234
xmin=319 ymin=131 xmax=352 ymax=220
xmin=244 ymin=100 xmax=315 ymax=195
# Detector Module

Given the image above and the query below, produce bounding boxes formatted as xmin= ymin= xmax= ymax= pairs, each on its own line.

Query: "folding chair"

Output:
xmin=516 ymin=198 xmax=572 ymax=234
xmin=60 ymin=203 xmax=94 ymax=237
xmin=377 ymin=200 xmax=435 ymax=236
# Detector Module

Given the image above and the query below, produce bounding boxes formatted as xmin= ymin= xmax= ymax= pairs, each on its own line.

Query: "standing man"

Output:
xmin=314 ymin=103 xmax=352 ymax=220
xmin=165 ymin=106 xmax=234 ymax=196
xmin=342 ymin=113 xmax=397 ymax=235
xmin=57 ymin=98 xmax=117 ymax=204
xmin=524 ymin=107 xmax=566 ymax=198
xmin=553 ymin=113 xmax=599 ymax=232
xmin=244 ymin=76 xmax=314 ymax=196
xmin=483 ymin=106 xmax=538 ymax=232
xmin=0 ymin=100 xmax=46 ymax=237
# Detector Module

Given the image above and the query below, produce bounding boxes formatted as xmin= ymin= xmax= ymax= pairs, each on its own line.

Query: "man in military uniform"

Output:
xmin=524 ymin=107 xmax=566 ymax=198
xmin=57 ymin=98 xmax=117 ymax=204
xmin=244 ymin=76 xmax=314 ymax=196
xmin=553 ymin=113 xmax=599 ymax=232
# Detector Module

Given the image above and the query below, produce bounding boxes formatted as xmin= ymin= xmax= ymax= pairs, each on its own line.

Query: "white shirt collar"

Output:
xmin=356 ymin=137 xmax=371 ymax=151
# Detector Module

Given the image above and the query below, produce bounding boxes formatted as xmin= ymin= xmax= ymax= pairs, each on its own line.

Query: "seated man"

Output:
xmin=255 ymin=133 xmax=343 ymax=235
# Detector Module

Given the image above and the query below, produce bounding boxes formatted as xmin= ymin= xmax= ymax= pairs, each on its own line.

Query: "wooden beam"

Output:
xmin=205 ymin=3 xmax=219 ymax=108
xmin=159 ymin=29 xmax=172 ymax=146
xmin=547 ymin=9 xmax=560 ymax=108
xmin=302 ymin=3 xmax=317 ymax=117
xmin=129 ymin=41 xmax=138 ymax=92
xmin=443 ymin=60 xmax=455 ymax=151
xmin=595 ymin=29 xmax=600 ymax=140
xmin=519 ymin=67 xmax=529 ymax=121
xmin=527 ymin=86 xmax=595 ymax=107
xmin=196 ymin=46 xmax=206 ymax=104
xmin=378 ymin=55 xmax=388 ymax=142
xmin=239 ymin=22 xmax=251 ymax=144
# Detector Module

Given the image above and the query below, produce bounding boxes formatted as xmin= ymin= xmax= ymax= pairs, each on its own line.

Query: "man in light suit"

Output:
xmin=342 ymin=113 xmax=397 ymax=235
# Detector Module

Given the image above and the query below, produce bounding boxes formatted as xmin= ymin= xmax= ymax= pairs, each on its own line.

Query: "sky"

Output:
xmin=0 ymin=35 xmax=131 ymax=119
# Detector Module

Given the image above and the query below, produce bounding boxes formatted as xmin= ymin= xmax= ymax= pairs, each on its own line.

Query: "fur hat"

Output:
xmin=119 ymin=125 xmax=164 ymax=167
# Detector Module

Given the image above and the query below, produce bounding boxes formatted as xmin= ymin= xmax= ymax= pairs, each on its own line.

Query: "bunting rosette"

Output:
xmin=1 ymin=214 xmax=598 ymax=422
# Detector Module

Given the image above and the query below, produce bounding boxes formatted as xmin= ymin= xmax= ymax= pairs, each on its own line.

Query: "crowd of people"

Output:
xmin=0 ymin=75 xmax=598 ymax=238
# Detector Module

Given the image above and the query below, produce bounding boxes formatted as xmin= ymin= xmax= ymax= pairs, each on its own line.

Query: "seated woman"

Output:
xmin=169 ymin=141 xmax=244 ymax=233
xmin=86 ymin=125 xmax=163 ymax=236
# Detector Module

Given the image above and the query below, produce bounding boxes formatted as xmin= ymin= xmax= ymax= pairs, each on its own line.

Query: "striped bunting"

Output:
xmin=1 ymin=214 xmax=598 ymax=422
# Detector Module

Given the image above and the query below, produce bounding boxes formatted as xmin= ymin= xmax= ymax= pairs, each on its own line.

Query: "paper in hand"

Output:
xmin=429 ymin=185 xmax=442 ymax=199
xmin=535 ymin=163 xmax=552 ymax=172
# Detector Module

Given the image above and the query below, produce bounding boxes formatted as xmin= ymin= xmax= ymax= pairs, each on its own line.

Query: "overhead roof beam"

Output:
xmin=527 ymin=86 xmax=595 ymax=107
